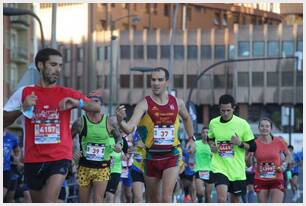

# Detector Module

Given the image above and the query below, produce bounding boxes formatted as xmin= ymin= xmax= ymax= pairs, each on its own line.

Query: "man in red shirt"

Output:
xmin=4 ymin=48 xmax=101 ymax=202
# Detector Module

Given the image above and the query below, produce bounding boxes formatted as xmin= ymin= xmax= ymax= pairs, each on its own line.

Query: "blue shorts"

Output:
xmin=121 ymin=167 xmax=132 ymax=187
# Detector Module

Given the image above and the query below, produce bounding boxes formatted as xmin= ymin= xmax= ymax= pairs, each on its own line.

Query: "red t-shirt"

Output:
xmin=4 ymin=84 xmax=90 ymax=163
xmin=254 ymin=136 xmax=288 ymax=181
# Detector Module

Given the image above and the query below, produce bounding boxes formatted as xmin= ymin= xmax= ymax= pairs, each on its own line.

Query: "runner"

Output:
xmin=105 ymin=136 xmax=127 ymax=203
xmin=194 ymin=126 xmax=213 ymax=203
xmin=3 ymin=129 xmax=21 ymax=202
xmin=71 ymin=92 xmax=122 ymax=202
xmin=252 ymin=118 xmax=289 ymax=203
xmin=129 ymin=128 xmax=146 ymax=203
xmin=116 ymin=67 xmax=195 ymax=202
xmin=3 ymin=48 xmax=101 ymax=202
xmin=208 ymin=94 xmax=255 ymax=203
xmin=288 ymin=145 xmax=303 ymax=202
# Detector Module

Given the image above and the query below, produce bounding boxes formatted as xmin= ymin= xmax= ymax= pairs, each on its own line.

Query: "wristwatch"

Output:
xmin=189 ymin=135 xmax=196 ymax=141
xmin=238 ymin=142 xmax=244 ymax=148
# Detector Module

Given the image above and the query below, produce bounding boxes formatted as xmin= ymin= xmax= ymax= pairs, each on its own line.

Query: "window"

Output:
xmin=251 ymin=16 xmax=257 ymax=25
xmin=253 ymin=41 xmax=265 ymax=57
xmin=238 ymin=41 xmax=250 ymax=57
xmin=120 ymin=45 xmax=130 ymax=59
xmin=145 ymin=4 xmax=150 ymax=14
xmin=267 ymin=41 xmax=279 ymax=57
xmin=267 ymin=72 xmax=278 ymax=87
xmin=187 ymin=45 xmax=197 ymax=59
xmin=147 ymin=45 xmax=157 ymax=59
xmin=164 ymin=4 xmax=170 ymax=16
xmin=104 ymin=75 xmax=108 ymax=88
xmin=97 ymin=46 xmax=103 ymax=60
xmin=174 ymin=45 xmax=184 ymax=59
xmin=133 ymin=45 xmax=144 ymax=59
xmin=187 ymin=7 xmax=192 ymax=21
xmin=174 ymin=75 xmax=184 ymax=88
xmin=233 ymin=13 xmax=239 ymax=24
xmin=120 ymin=75 xmax=130 ymax=88
xmin=100 ymin=20 xmax=107 ymax=29
xmin=64 ymin=48 xmax=71 ymax=62
xmin=297 ymin=71 xmax=302 ymax=86
xmin=252 ymin=72 xmax=264 ymax=87
xmin=297 ymin=40 xmax=303 ymax=52
xmin=238 ymin=72 xmax=249 ymax=87
xmin=147 ymin=74 xmax=151 ymax=88
xmin=153 ymin=4 xmax=158 ymax=15
xmin=281 ymin=71 xmax=293 ymax=86
xmin=214 ymin=74 xmax=225 ymax=88
xmin=215 ymin=45 xmax=225 ymax=59
xmin=228 ymin=44 xmax=236 ymax=59
xmin=201 ymin=45 xmax=211 ymax=59
xmin=96 ymin=75 xmax=103 ymax=88
xmin=77 ymin=47 xmax=83 ymax=62
xmin=214 ymin=12 xmax=221 ymax=25
xmin=282 ymin=41 xmax=294 ymax=56
xmin=161 ymin=45 xmax=170 ymax=59
xmin=104 ymin=46 xmax=109 ymax=60
xmin=133 ymin=74 xmax=144 ymax=88
xmin=187 ymin=75 xmax=197 ymax=88
xmin=76 ymin=76 xmax=82 ymax=89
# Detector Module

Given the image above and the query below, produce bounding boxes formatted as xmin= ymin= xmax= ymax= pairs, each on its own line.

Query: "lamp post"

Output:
xmin=108 ymin=15 xmax=140 ymax=115
xmin=4 ymin=7 xmax=46 ymax=48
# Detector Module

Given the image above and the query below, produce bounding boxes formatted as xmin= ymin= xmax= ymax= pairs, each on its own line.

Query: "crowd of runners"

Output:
xmin=3 ymin=48 xmax=303 ymax=203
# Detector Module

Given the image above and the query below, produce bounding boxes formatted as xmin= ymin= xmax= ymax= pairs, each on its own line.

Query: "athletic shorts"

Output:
xmin=212 ymin=172 xmax=246 ymax=196
xmin=77 ymin=165 xmax=110 ymax=187
xmin=24 ymin=159 xmax=71 ymax=191
xmin=121 ymin=169 xmax=132 ymax=187
xmin=3 ymin=170 xmax=12 ymax=189
xmin=144 ymin=155 xmax=179 ymax=178
xmin=106 ymin=173 xmax=121 ymax=194
xmin=246 ymin=172 xmax=255 ymax=185
xmin=130 ymin=167 xmax=144 ymax=183
xmin=179 ymin=172 xmax=194 ymax=182
xmin=195 ymin=171 xmax=214 ymax=184
xmin=254 ymin=178 xmax=285 ymax=193
xmin=292 ymin=172 xmax=299 ymax=177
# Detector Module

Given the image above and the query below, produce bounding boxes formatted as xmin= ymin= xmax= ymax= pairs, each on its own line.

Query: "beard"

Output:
xmin=42 ymin=69 xmax=58 ymax=85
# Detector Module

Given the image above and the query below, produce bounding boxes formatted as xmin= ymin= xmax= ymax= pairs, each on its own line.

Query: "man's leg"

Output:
xmin=257 ymin=190 xmax=269 ymax=203
xmin=216 ymin=184 xmax=228 ymax=202
xmin=144 ymin=175 xmax=161 ymax=202
xmin=3 ymin=188 xmax=8 ymax=201
xmin=195 ymin=178 xmax=204 ymax=203
xmin=79 ymin=185 xmax=90 ymax=203
xmin=92 ymin=181 xmax=108 ymax=202
xmin=41 ymin=173 xmax=67 ymax=202
xmin=204 ymin=182 xmax=213 ymax=203
xmin=132 ymin=181 xmax=144 ymax=203
xmin=161 ymin=166 xmax=179 ymax=202
xmin=270 ymin=188 xmax=284 ymax=203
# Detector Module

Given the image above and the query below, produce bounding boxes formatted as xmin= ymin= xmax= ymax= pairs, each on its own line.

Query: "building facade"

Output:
xmin=3 ymin=3 xmax=35 ymax=103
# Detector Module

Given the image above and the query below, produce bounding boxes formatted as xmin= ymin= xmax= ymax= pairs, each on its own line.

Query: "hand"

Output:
xmin=23 ymin=91 xmax=37 ymax=109
xmin=186 ymin=139 xmax=195 ymax=154
xmin=209 ymin=143 xmax=218 ymax=153
xmin=230 ymin=133 xmax=241 ymax=145
xmin=59 ymin=97 xmax=79 ymax=111
xmin=113 ymin=143 xmax=122 ymax=153
xmin=116 ymin=105 xmax=127 ymax=124
xmin=72 ymin=151 xmax=82 ymax=162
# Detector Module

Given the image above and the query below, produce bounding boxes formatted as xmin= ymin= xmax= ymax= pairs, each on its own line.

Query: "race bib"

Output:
xmin=34 ymin=120 xmax=60 ymax=144
xmin=218 ymin=141 xmax=234 ymax=158
xmin=199 ymin=170 xmax=210 ymax=180
xmin=85 ymin=143 xmax=105 ymax=161
xmin=121 ymin=167 xmax=129 ymax=178
xmin=259 ymin=162 xmax=276 ymax=178
xmin=153 ymin=125 xmax=174 ymax=146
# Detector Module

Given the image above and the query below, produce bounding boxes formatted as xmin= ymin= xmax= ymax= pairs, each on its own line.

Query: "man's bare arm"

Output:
xmin=116 ymin=100 xmax=147 ymax=134
xmin=3 ymin=111 xmax=22 ymax=128
xmin=177 ymin=98 xmax=194 ymax=138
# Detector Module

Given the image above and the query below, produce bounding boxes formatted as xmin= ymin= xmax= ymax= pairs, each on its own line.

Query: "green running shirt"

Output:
xmin=194 ymin=140 xmax=211 ymax=172
xmin=208 ymin=115 xmax=254 ymax=181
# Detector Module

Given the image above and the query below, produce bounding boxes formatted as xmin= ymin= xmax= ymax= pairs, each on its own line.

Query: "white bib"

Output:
xmin=34 ymin=120 xmax=60 ymax=144
xmin=153 ymin=125 xmax=174 ymax=146
xmin=85 ymin=143 xmax=105 ymax=161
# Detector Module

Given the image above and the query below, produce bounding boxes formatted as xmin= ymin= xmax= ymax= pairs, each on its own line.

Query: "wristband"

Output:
xmin=79 ymin=99 xmax=85 ymax=109
xmin=188 ymin=135 xmax=196 ymax=141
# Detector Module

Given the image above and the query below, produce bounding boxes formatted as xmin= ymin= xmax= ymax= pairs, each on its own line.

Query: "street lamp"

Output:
xmin=108 ymin=15 xmax=140 ymax=115
xmin=4 ymin=7 xmax=46 ymax=48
